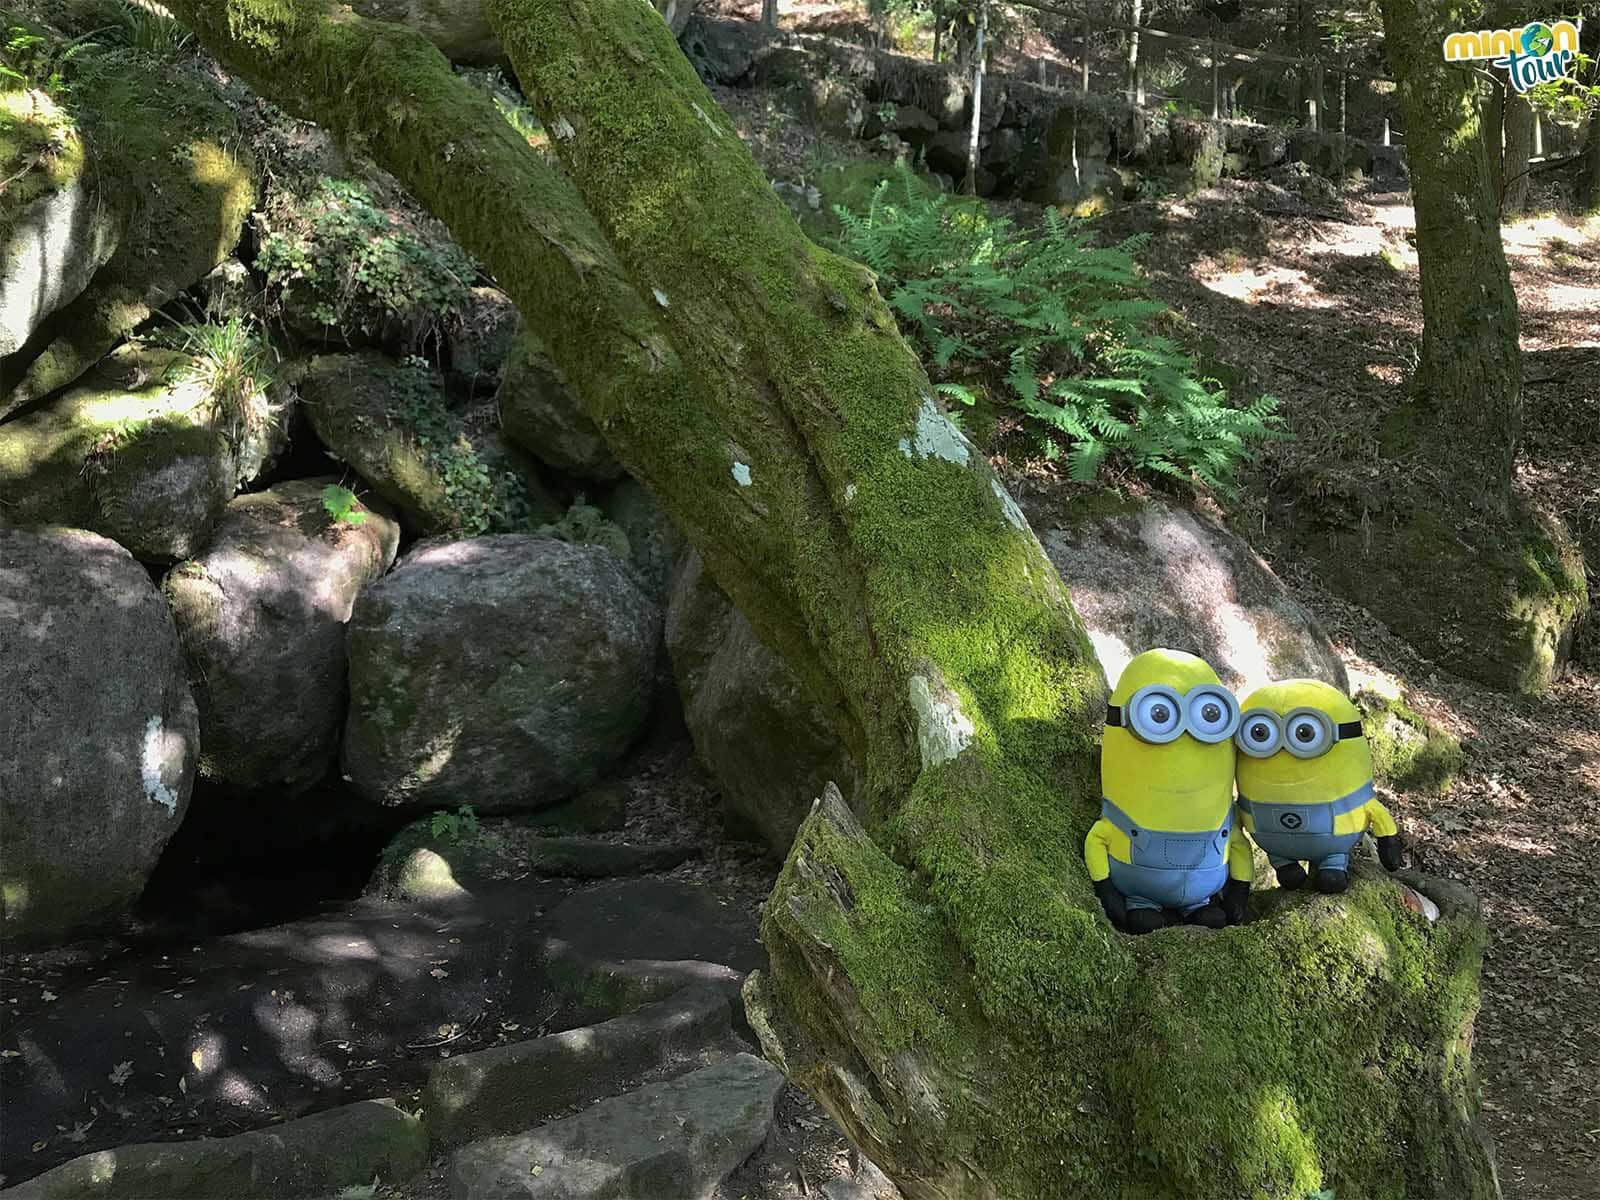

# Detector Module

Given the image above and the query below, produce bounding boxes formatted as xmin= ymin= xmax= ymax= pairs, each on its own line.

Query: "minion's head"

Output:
xmin=1101 ymin=648 xmax=1239 ymax=825
xmin=1234 ymin=679 xmax=1373 ymax=805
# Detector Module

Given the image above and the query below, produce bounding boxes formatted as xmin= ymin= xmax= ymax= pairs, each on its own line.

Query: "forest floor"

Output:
xmin=1098 ymin=182 xmax=1600 ymax=1200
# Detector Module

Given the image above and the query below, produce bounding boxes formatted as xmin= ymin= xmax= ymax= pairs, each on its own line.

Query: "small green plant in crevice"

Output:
xmin=429 ymin=804 xmax=480 ymax=845
xmin=832 ymin=163 xmax=1283 ymax=492
xmin=535 ymin=497 xmax=631 ymax=559
xmin=457 ymin=66 xmax=546 ymax=150
xmin=386 ymin=357 xmax=535 ymax=535
xmin=254 ymin=178 xmax=474 ymax=346
xmin=321 ymin=483 xmax=367 ymax=526
xmin=157 ymin=315 xmax=280 ymax=453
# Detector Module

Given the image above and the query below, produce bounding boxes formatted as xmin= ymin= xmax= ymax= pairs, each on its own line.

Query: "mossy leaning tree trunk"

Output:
xmin=172 ymin=3 xmax=1497 ymax=1196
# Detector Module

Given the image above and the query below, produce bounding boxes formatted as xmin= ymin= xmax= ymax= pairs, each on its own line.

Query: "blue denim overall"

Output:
xmin=1237 ymin=782 xmax=1374 ymax=872
xmin=1101 ymin=798 xmax=1231 ymax=913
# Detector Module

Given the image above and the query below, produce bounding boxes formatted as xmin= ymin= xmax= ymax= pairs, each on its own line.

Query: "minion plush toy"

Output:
xmin=1086 ymin=649 xmax=1253 ymax=934
xmin=1234 ymin=679 xmax=1405 ymax=893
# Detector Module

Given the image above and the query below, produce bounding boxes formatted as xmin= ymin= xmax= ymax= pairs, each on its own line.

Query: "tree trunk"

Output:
xmin=1377 ymin=0 xmax=1521 ymax=508
xmin=169 ymin=2 xmax=1503 ymax=1194
xmin=1483 ymin=81 xmax=1504 ymax=201
xmin=1583 ymin=114 xmax=1600 ymax=211
xmin=760 ymin=0 xmax=778 ymax=30
xmin=1124 ymin=0 xmax=1141 ymax=102
xmin=1502 ymin=91 xmax=1533 ymax=214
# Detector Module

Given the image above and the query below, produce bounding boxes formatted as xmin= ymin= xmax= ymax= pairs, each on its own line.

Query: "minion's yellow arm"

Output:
xmin=1363 ymin=796 xmax=1399 ymax=838
xmin=1227 ymin=815 xmax=1254 ymax=883
xmin=1084 ymin=818 xmax=1118 ymax=882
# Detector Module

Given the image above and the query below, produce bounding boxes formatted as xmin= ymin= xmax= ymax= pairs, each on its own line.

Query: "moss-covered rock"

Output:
xmin=1356 ymin=684 xmax=1465 ymax=797
xmin=0 ymin=88 xmax=122 ymax=360
xmin=0 ymin=345 xmax=281 ymax=561
xmin=299 ymin=351 xmax=558 ymax=535
xmin=2 ymin=52 xmax=256 ymax=415
xmin=1290 ymin=488 xmax=1587 ymax=696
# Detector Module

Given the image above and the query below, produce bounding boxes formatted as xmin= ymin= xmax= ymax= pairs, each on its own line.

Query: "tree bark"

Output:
xmin=1483 ymin=81 xmax=1504 ymax=200
xmin=760 ymin=0 xmax=778 ymax=30
xmin=1124 ymin=0 xmax=1141 ymax=102
xmin=1502 ymin=90 xmax=1533 ymax=214
xmin=169 ymin=2 xmax=1502 ymax=1194
xmin=1377 ymin=0 xmax=1521 ymax=509
xmin=1582 ymin=114 xmax=1600 ymax=211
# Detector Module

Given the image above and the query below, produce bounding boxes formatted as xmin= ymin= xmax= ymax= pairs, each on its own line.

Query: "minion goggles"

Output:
xmin=1106 ymin=685 xmax=1363 ymax=758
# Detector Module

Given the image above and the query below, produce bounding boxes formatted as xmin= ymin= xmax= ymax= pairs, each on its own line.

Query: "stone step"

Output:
xmin=0 ymin=1099 xmax=424 ymax=1200
xmin=539 ymin=880 xmax=766 ymax=1022
xmin=422 ymin=986 xmax=740 ymax=1150
xmin=525 ymin=837 xmax=697 ymax=879
xmin=447 ymin=1053 xmax=784 ymax=1200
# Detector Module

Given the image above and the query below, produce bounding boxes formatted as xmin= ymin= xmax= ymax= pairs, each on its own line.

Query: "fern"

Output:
xmin=832 ymin=162 xmax=1284 ymax=492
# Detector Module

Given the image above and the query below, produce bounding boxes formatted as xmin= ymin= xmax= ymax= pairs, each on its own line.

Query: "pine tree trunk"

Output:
xmin=1483 ymin=82 xmax=1504 ymax=201
xmin=1579 ymin=114 xmax=1600 ymax=211
xmin=1377 ymin=0 xmax=1521 ymax=509
xmin=1502 ymin=91 xmax=1533 ymax=214
xmin=760 ymin=0 xmax=778 ymax=30
xmin=166 ymin=2 xmax=1504 ymax=1194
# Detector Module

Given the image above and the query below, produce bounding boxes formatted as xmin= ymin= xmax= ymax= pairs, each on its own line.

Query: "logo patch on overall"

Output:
xmin=1279 ymin=812 xmax=1304 ymax=830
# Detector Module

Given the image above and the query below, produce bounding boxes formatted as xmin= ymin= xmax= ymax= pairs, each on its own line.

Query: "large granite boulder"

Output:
xmin=343 ymin=536 xmax=660 ymax=811
xmin=163 ymin=479 xmax=400 ymax=793
xmin=0 ymin=527 xmax=198 ymax=945
xmin=0 ymin=89 xmax=122 ymax=361
xmin=0 ymin=346 xmax=285 ymax=562
xmin=1022 ymin=492 xmax=1349 ymax=696
xmin=666 ymin=551 xmax=861 ymax=857
xmin=1 ymin=54 xmax=255 ymax=416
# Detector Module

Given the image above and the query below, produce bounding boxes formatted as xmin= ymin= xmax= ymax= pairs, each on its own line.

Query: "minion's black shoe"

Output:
xmin=1184 ymin=903 xmax=1228 ymax=929
xmin=1125 ymin=908 xmax=1173 ymax=935
xmin=1314 ymin=868 xmax=1350 ymax=894
xmin=1274 ymin=862 xmax=1309 ymax=890
xmin=1220 ymin=878 xmax=1251 ymax=925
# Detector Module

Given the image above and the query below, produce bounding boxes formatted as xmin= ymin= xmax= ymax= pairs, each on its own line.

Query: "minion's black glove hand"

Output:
xmin=1093 ymin=879 xmax=1127 ymax=931
xmin=1377 ymin=834 xmax=1404 ymax=872
xmin=1220 ymin=878 xmax=1251 ymax=925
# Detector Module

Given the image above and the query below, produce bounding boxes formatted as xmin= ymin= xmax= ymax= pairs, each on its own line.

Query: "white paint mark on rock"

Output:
xmin=653 ymin=287 xmax=670 ymax=308
xmin=141 ymin=716 xmax=179 ymax=815
xmin=898 ymin=397 xmax=970 ymax=465
xmin=990 ymin=478 xmax=1028 ymax=531
xmin=552 ymin=116 xmax=576 ymax=141
xmin=732 ymin=462 xmax=753 ymax=486
xmin=909 ymin=675 xmax=974 ymax=769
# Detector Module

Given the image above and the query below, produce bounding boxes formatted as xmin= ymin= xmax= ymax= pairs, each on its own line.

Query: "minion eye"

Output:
xmin=1283 ymin=709 xmax=1334 ymax=758
xmin=1127 ymin=684 xmax=1184 ymax=743
xmin=1236 ymin=710 xmax=1282 ymax=757
xmin=1185 ymin=686 xmax=1240 ymax=743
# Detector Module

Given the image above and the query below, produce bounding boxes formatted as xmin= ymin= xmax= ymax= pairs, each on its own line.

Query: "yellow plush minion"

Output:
xmin=1234 ymin=679 xmax=1404 ymax=893
xmin=1085 ymin=648 xmax=1253 ymax=935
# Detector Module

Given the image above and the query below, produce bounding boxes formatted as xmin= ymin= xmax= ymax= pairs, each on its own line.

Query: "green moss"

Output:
xmin=1357 ymin=689 xmax=1464 ymax=796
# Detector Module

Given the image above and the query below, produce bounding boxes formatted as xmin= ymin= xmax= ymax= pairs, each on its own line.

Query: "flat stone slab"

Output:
xmin=448 ymin=1053 xmax=784 ymax=1200
xmin=0 ymin=1099 xmax=425 ymax=1199
xmin=526 ymin=837 xmax=697 ymax=879
xmin=423 ymin=987 xmax=737 ymax=1150
xmin=540 ymin=880 xmax=766 ymax=1019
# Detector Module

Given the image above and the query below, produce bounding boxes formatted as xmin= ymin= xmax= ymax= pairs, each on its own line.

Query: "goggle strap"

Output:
xmin=1105 ymin=705 xmax=1126 ymax=728
xmin=1337 ymin=720 xmax=1363 ymax=740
